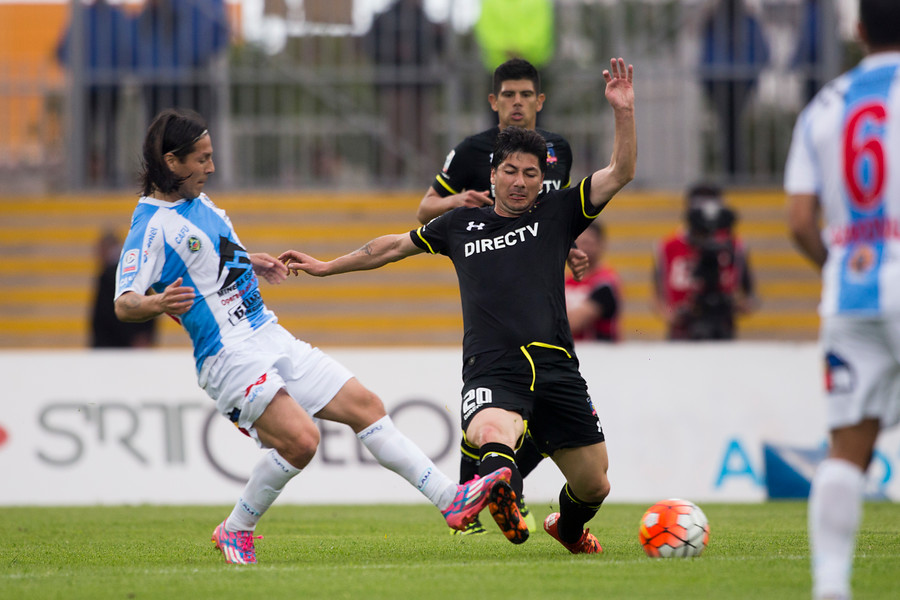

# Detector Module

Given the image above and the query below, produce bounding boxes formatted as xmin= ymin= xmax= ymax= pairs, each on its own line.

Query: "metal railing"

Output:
xmin=0 ymin=0 xmax=846 ymax=194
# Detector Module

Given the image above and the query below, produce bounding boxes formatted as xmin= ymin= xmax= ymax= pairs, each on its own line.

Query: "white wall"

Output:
xmin=1 ymin=343 xmax=898 ymax=506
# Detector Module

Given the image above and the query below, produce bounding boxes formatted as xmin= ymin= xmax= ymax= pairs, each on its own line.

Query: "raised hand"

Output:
xmin=603 ymin=58 xmax=634 ymax=112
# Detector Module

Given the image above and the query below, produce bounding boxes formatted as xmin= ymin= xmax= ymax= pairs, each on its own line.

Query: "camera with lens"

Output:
xmin=683 ymin=199 xmax=737 ymax=340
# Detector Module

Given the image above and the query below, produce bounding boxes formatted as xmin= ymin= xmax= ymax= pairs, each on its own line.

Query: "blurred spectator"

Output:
xmin=791 ymin=0 xmax=840 ymax=104
xmin=136 ymin=0 xmax=229 ymax=127
xmin=652 ymin=183 xmax=758 ymax=340
xmin=363 ymin=0 xmax=445 ymax=182
xmin=473 ymin=0 xmax=555 ymax=125
xmin=699 ymin=0 xmax=770 ymax=176
xmin=474 ymin=0 xmax=555 ymax=72
xmin=57 ymin=0 xmax=136 ymax=186
xmin=416 ymin=58 xmax=575 ymax=225
xmin=565 ymin=220 xmax=621 ymax=342
xmin=792 ymin=0 xmax=822 ymax=103
xmin=91 ymin=231 xmax=157 ymax=348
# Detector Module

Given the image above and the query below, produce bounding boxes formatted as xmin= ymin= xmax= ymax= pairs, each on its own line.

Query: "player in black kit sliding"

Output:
xmin=279 ymin=58 xmax=636 ymax=553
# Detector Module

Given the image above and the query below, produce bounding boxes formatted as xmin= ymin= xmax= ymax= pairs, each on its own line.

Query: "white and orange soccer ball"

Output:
xmin=639 ymin=498 xmax=710 ymax=558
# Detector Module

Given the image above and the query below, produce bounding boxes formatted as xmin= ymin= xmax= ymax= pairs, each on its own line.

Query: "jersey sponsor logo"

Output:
xmin=227 ymin=288 xmax=263 ymax=325
xmin=542 ymin=179 xmax=562 ymax=193
xmin=848 ymin=244 xmax=877 ymax=277
xmin=467 ymin=221 xmax=485 ymax=231
xmin=218 ymin=236 xmax=252 ymax=288
xmin=441 ymin=149 xmax=456 ymax=174
xmin=174 ymin=225 xmax=190 ymax=245
xmin=188 ymin=236 xmax=202 ymax=252
xmin=121 ymin=249 xmax=139 ymax=274
xmin=462 ymin=387 xmax=493 ymax=420
xmin=463 ymin=223 xmax=539 ymax=257
xmin=243 ymin=373 xmax=268 ymax=404
xmin=145 ymin=227 xmax=158 ymax=250
xmin=829 ymin=216 xmax=900 ymax=246
xmin=219 ymin=291 xmax=241 ymax=306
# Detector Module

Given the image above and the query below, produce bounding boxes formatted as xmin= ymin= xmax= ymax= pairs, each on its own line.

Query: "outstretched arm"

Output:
xmin=589 ymin=58 xmax=637 ymax=209
xmin=279 ymin=233 xmax=425 ymax=277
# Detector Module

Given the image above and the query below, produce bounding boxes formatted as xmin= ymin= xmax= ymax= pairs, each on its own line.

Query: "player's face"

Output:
xmin=489 ymin=79 xmax=545 ymax=130
xmin=491 ymin=151 xmax=543 ymax=217
xmin=168 ymin=134 xmax=215 ymax=200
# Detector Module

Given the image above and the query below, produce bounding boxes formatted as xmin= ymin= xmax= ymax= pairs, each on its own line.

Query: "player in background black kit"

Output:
xmin=280 ymin=57 xmax=636 ymax=553
xmin=417 ymin=58 xmax=574 ymax=223
xmin=417 ymin=57 xmax=585 ymax=535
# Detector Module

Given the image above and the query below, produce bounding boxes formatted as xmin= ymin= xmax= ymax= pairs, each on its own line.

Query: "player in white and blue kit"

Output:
xmin=114 ymin=108 xmax=510 ymax=565
xmin=785 ymin=2 xmax=900 ymax=598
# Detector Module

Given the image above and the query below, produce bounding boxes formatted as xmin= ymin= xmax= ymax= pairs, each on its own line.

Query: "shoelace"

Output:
xmin=234 ymin=531 xmax=263 ymax=552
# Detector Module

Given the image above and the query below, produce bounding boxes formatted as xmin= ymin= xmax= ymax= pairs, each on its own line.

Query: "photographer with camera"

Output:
xmin=652 ymin=183 xmax=758 ymax=340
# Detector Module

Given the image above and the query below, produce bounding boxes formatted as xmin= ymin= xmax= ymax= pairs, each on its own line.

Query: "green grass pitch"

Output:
xmin=2 ymin=502 xmax=898 ymax=599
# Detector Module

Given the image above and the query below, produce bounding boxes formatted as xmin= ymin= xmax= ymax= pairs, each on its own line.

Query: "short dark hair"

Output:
xmin=492 ymin=58 xmax=541 ymax=96
xmin=860 ymin=0 xmax=900 ymax=48
xmin=140 ymin=108 xmax=208 ymax=197
xmin=491 ymin=126 xmax=547 ymax=173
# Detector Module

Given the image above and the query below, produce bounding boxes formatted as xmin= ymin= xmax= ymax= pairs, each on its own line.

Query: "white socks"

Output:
xmin=357 ymin=415 xmax=458 ymax=510
xmin=225 ymin=449 xmax=302 ymax=532
xmin=224 ymin=416 xmax=459 ymax=532
xmin=808 ymin=458 xmax=865 ymax=600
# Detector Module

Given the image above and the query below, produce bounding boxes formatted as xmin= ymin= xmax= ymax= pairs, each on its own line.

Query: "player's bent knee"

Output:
xmin=278 ymin=424 xmax=320 ymax=468
xmin=573 ymin=475 xmax=611 ymax=505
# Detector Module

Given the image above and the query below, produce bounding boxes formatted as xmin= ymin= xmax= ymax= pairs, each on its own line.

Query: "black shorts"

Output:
xmin=460 ymin=345 xmax=605 ymax=455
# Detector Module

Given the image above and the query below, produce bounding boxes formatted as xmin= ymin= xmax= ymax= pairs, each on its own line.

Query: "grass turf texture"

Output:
xmin=2 ymin=502 xmax=898 ymax=599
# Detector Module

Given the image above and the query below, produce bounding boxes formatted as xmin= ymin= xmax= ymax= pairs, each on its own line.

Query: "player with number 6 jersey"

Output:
xmin=785 ymin=51 xmax=900 ymax=318
xmin=785 ymin=2 xmax=900 ymax=598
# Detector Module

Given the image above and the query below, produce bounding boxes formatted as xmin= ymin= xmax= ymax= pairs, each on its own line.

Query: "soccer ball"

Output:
xmin=639 ymin=498 xmax=709 ymax=558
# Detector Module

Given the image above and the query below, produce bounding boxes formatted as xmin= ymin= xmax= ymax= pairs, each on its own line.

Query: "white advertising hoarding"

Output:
xmin=1 ymin=343 xmax=898 ymax=505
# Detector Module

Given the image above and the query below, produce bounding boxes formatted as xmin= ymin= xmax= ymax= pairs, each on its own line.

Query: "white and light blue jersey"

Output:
xmin=785 ymin=52 xmax=900 ymax=318
xmin=114 ymin=193 xmax=277 ymax=370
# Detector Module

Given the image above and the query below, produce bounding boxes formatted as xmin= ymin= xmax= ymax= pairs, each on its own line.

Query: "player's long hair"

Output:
xmin=491 ymin=126 xmax=547 ymax=174
xmin=140 ymin=108 xmax=208 ymax=197
xmin=861 ymin=0 xmax=900 ymax=48
xmin=492 ymin=58 xmax=541 ymax=95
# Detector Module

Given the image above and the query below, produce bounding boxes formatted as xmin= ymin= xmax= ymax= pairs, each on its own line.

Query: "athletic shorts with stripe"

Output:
xmin=198 ymin=322 xmax=353 ymax=447
xmin=459 ymin=345 xmax=605 ymax=456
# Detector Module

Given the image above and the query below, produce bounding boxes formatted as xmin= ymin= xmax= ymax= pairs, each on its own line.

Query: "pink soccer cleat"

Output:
xmin=441 ymin=467 xmax=512 ymax=531
xmin=211 ymin=520 xmax=263 ymax=565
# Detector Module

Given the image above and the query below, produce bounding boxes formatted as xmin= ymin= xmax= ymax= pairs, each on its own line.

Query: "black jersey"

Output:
xmin=411 ymin=177 xmax=603 ymax=373
xmin=431 ymin=127 xmax=574 ymax=198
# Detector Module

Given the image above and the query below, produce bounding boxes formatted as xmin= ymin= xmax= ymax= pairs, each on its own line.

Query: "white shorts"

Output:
xmin=198 ymin=322 xmax=353 ymax=446
xmin=820 ymin=316 xmax=900 ymax=430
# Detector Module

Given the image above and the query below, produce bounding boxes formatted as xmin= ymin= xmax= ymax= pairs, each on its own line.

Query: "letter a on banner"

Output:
xmin=715 ymin=438 xmax=763 ymax=488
